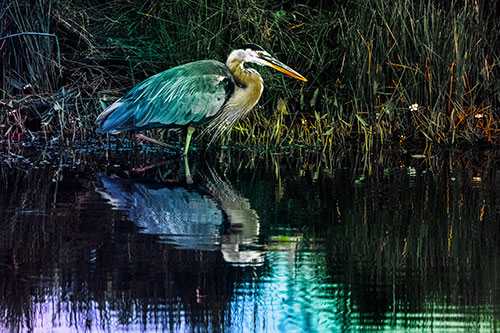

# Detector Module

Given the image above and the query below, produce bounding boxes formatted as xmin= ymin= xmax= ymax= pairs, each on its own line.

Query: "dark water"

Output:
xmin=1 ymin=143 xmax=500 ymax=332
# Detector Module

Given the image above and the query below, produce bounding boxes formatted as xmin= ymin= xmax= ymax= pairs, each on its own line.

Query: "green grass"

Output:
xmin=1 ymin=0 xmax=499 ymax=150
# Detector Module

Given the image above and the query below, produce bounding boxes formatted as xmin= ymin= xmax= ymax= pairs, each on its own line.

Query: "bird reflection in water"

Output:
xmin=95 ymin=166 xmax=263 ymax=266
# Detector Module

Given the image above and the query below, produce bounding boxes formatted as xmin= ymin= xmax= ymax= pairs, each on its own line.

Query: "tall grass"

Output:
xmin=0 ymin=0 xmax=499 ymax=151
xmin=334 ymin=0 xmax=500 ymax=148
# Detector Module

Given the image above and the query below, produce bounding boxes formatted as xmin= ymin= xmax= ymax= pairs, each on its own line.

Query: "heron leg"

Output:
xmin=184 ymin=155 xmax=193 ymax=184
xmin=184 ymin=126 xmax=195 ymax=155
xmin=135 ymin=133 xmax=180 ymax=152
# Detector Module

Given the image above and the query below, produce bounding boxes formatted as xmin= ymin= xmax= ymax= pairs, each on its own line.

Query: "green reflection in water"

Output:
xmin=229 ymin=251 xmax=347 ymax=332
xmin=0 ymin=147 xmax=500 ymax=331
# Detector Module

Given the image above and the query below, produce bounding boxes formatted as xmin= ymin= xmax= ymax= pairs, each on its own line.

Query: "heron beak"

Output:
xmin=261 ymin=55 xmax=308 ymax=82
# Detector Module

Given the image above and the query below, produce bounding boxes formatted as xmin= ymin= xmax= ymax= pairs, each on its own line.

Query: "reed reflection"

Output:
xmin=95 ymin=165 xmax=263 ymax=266
xmin=2 ymin=147 xmax=500 ymax=331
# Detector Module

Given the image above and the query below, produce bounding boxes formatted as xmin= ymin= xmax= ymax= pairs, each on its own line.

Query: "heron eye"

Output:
xmin=257 ymin=52 xmax=263 ymax=57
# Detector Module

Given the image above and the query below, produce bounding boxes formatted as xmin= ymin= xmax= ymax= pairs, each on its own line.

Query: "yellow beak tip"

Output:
xmin=267 ymin=61 xmax=308 ymax=83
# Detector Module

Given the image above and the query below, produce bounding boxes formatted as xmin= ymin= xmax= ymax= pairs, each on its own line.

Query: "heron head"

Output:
xmin=230 ymin=43 xmax=308 ymax=82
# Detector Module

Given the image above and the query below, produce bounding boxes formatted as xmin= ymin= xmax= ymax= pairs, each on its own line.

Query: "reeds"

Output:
xmin=1 ymin=0 xmax=499 ymax=150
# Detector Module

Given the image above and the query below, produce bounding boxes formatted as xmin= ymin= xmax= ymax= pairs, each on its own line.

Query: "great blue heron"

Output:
xmin=96 ymin=44 xmax=307 ymax=154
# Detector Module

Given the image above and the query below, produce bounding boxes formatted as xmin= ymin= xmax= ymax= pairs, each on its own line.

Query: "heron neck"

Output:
xmin=231 ymin=64 xmax=262 ymax=109
xmin=204 ymin=59 xmax=264 ymax=141
xmin=229 ymin=61 xmax=262 ymax=89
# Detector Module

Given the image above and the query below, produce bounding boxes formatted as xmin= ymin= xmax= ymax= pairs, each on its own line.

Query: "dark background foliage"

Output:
xmin=1 ymin=0 xmax=499 ymax=149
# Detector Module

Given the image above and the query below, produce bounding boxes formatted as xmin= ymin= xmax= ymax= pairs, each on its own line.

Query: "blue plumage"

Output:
xmin=96 ymin=60 xmax=234 ymax=133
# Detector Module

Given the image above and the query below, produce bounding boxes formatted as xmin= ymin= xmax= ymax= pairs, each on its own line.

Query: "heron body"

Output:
xmin=96 ymin=44 xmax=307 ymax=154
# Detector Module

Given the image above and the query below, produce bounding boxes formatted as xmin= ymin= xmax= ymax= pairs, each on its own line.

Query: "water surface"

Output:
xmin=1 ymin=144 xmax=499 ymax=331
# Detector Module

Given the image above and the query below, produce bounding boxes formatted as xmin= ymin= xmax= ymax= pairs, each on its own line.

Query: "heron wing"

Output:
xmin=97 ymin=60 xmax=234 ymax=133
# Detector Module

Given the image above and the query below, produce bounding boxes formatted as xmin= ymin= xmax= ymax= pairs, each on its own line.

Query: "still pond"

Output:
xmin=0 ymin=142 xmax=499 ymax=331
